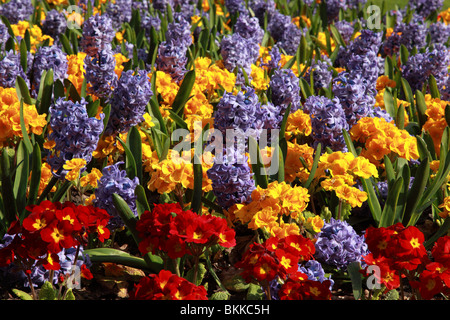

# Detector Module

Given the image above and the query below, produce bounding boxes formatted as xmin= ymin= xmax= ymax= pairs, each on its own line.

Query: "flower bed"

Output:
xmin=0 ymin=0 xmax=449 ymax=302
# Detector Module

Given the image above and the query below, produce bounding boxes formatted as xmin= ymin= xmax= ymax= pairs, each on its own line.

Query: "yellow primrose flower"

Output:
xmin=80 ymin=168 xmax=103 ymax=188
xmin=63 ymin=158 xmax=87 ymax=181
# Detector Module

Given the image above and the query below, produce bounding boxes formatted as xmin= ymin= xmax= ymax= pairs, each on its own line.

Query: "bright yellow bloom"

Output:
xmin=250 ymin=64 xmax=269 ymax=91
xmin=439 ymin=8 xmax=450 ymax=24
xmin=63 ymin=158 xmax=87 ymax=181
xmin=305 ymin=215 xmax=324 ymax=233
xmin=114 ymin=53 xmax=129 ymax=78
xmin=285 ymin=109 xmax=312 ymax=139
xmin=0 ymin=87 xmax=47 ymax=147
xmin=11 ymin=21 xmax=54 ymax=53
xmin=80 ymin=168 xmax=103 ymax=188
xmin=350 ymin=116 xmax=419 ymax=165
xmin=67 ymin=52 xmax=87 ymax=94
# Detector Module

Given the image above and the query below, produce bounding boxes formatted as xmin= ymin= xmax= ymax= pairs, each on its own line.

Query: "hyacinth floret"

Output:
xmin=80 ymin=14 xmax=115 ymax=56
xmin=156 ymin=40 xmax=189 ymax=83
xmin=332 ymin=72 xmax=375 ymax=127
xmin=94 ymin=161 xmax=139 ymax=229
xmin=269 ymin=68 xmax=301 ymax=113
xmin=0 ymin=50 xmax=28 ymax=88
xmin=105 ymin=69 xmax=153 ymax=135
xmin=248 ymin=0 xmax=276 ymax=25
xmin=106 ymin=0 xmax=133 ymax=28
xmin=42 ymin=9 xmax=67 ymax=38
xmin=0 ymin=0 xmax=33 ymax=24
xmin=207 ymin=147 xmax=255 ymax=210
xmin=48 ymin=98 xmax=105 ymax=178
xmin=234 ymin=13 xmax=264 ymax=44
xmin=302 ymin=95 xmax=348 ymax=152
xmin=220 ymin=32 xmax=259 ymax=84
xmin=31 ymin=46 xmax=68 ymax=96
xmin=84 ymin=48 xmax=118 ymax=99
xmin=314 ymin=218 xmax=369 ymax=270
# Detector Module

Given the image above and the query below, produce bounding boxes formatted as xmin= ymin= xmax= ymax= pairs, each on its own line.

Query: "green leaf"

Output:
xmin=127 ymin=126 xmax=143 ymax=184
xmin=399 ymin=44 xmax=409 ymax=65
xmin=415 ymin=90 xmax=427 ymax=129
xmin=12 ymin=289 xmax=33 ymax=300
xmin=27 ymin=143 xmax=42 ymax=208
xmin=172 ymin=69 xmax=195 ymax=116
xmin=329 ymin=24 xmax=346 ymax=47
xmin=168 ymin=109 xmax=188 ymax=130
xmin=51 ymin=180 xmax=72 ymax=203
xmin=347 ymin=262 xmax=362 ymax=300
xmin=379 ymin=176 xmax=403 ymax=227
xmin=429 ymin=75 xmax=440 ymax=99
xmin=117 ymin=136 xmax=137 ymax=180
xmin=135 ymin=184 xmax=150 ymax=216
xmin=185 ymin=262 xmax=207 ymax=286
xmin=1 ymin=148 xmax=17 ymax=226
xmin=383 ymin=88 xmax=396 ymax=120
xmin=303 ymin=143 xmax=321 ymax=189
xmin=13 ymin=141 xmax=29 ymax=219
xmin=19 ymin=40 xmax=28 ymax=72
xmin=59 ymin=33 xmax=74 ymax=55
xmin=299 ymin=77 xmax=313 ymax=98
xmin=209 ymin=291 xmax=231 ymax=300
xmin=191 ymin=154 xmax=203 ymax=214
xmin=246 ymin=283 xmax=264 ymax=300
xmin=248 ymin=136 xmax=268 ymax=189
xmin=402 ymin=157 xmax=429 ymax=225
xmin=15 ymin=76 xmax=34 ymax=105
xmin=424 ymin=217 xmax=450 ymax=250
xmin=64 ymin=289 xmax=76 ymax=300
xmin=39 ymin=281 xmax=57 ymax=300
xmin=37 ymin=69 xmax=54 ymax=115
xmin=19 ymin=98 xmax=33 ymax=154
xmin=112 ymin=193 xmax=140 ymax=245
xmin=84 ymin=248 xmax=163 ymax=273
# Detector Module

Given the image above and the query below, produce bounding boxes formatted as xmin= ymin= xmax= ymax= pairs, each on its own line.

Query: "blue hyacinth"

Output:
xmin=314 ymin=218 xmax=369 ymax=270
xmin=47 ymin=98 xmax=104 ymax=178
xmin=302 ymin=95 xmax=349 ymax=152
xmin=105 ymin=69 xmax=153 ymax=136
xmin=94 ymin=162 xmax=139 ymax=229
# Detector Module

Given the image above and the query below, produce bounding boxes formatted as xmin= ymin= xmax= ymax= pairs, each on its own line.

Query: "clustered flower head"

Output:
xmin=302 ymin=95 xmax=349 ymax=151
xmin=0 ymin=201 xmax=110 ymax=273
xmin=0 ymin=0 xmax=33 ymax=24
xmin=84 ymin=48 xmax=118 ymax=99
xmin=220 ymin=32 xmax=260 ymax=85
xmin=105 ymin=69 xmax=153 ymax=136
xmin=0 ymin=50 xmax=28 ymax=88
xmin=402 ymin=43 xmax=450 ymax=93
xmin=269 ymin=68 xmax=301 ymax=113
xmin=156 ymin=12 xmax=192 ymax=82
xmin=93 ymin=161 xmax=139 ymax=229
xmin=318 ymin=151 xmax=378 ymax=208
xmin=129 ymin=269 xmax=208 ymax=300
xmin=314 ymin=218 xmax=369 ymax=270
xmin=31 ymin=46 xmax=68 ymax=96
xmin=42 ymin=9 xmax=67 ymax=38
xmin=231 ymin=180 xmax=310 ymax=238
xmin=235 ymin=235 xmax=331 ymax=300
xmin=362 ymin=224 xmax=450 ymax=298
xmin=332 ymin=72 xmax=376 ymax=127
xmin=207 ymin=148 xmax=255 ymax=210
xmin=80 ymin=13 xmax=116 ymax=56
xmin=47 ymin=97 xmax=104 ymax=179
xmin=136 ymin=202 xmax=236 ymax=259
xmin=350 ymin=116 xmax=420 ymax=165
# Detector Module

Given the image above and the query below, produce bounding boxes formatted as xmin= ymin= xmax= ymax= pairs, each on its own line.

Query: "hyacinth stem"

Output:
xmin=337 ymin=199 xmax=343 ymax=221
xmin=25 ymin=271 xmax=37 ymax=300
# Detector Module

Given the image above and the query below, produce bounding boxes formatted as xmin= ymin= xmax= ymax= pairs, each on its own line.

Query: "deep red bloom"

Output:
xmin=431 ymin=236 xmax=450 ymax=266
xmin=129 ymin=270 xmax=207 ymax=300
